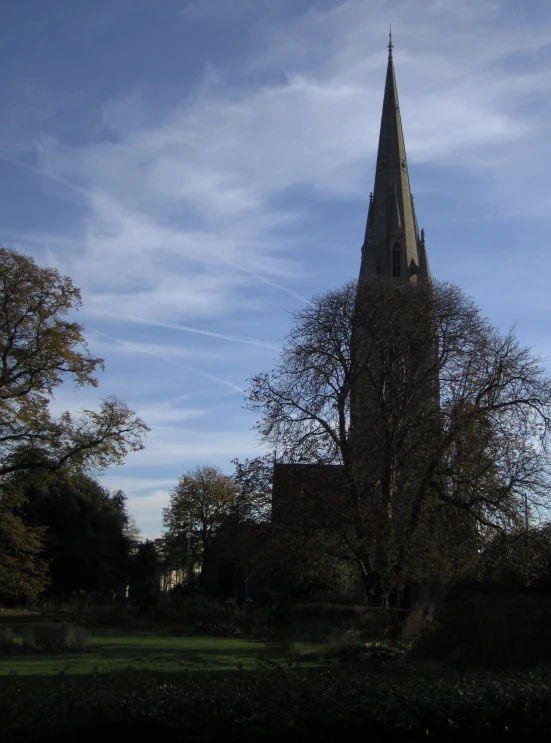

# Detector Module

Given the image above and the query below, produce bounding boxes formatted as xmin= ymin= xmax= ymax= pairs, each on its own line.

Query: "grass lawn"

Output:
xmin=0 ymin=628 xmax=330 ymax=682
xmin=0 ymin=632 xmax=284 ymax=676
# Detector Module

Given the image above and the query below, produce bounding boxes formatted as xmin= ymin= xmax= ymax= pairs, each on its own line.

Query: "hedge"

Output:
xmin=2 ymin=665 xmax=551 ymax=742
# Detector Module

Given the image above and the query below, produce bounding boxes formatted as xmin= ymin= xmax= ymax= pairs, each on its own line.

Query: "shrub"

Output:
xmin=356 ymin=607 xmax=404 ymax=639
xmin=193 ymin=622 xmax=242 ymax=638
xmin=287 ymin=630 xmax=410 ymax=665
xmin=360 ymin=640 xmax=411 ymax=664
xmin=286 ymin=639 xmax=325 ymax=659
xmin=21 ymin=623 xmax=91 ymax=651
xmin=400 ymin=599 xmax=437 ymax=640
xmin=326 ymin=628 xmax=364 ymax=658
xmin=4 ymin=666 xmax=551 ymax=741
xmin=0 ymin=626 xmax=15 ymax=654
xmin=411 ymin=591 xmax=551 ymax=669
xmin=325 ymin=634 xmax=410 ymax=664
xmin=289 ymin=604 xmax=404 ymax=642
xmin=85 ymin=604 xmax=131 ymax=628
xmin=72 ymin=625 xmax=92 ymax=649
xmin=20 ymin=625 xmax=36 ymax=649
xmin=155 ymin=596 xmax=234 ymax=625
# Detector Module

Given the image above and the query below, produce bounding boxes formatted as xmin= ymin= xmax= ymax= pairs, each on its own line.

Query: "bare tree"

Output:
xmin=231 ymin=455 xmax=273 ymax=522
xmin=247 ymin=279 xmax=551 ymax=599
xmin=248 ymin=281 xmax=356 ymax=466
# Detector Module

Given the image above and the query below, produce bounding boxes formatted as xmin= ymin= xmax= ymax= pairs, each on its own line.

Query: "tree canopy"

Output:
xmin=0 ymin=246 xmax=149 ymax=600
xmin=13 ymin=471 xmax=136 ymax=600
xmin=0 ymin=486 xmax=49 ymax=599
xmin=162 ymin=464 xmax=238 ymax=584
xmin=0 ymin=247 xmax=149 ymax=477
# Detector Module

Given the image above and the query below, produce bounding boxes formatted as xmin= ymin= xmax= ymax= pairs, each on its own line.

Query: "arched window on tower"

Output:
xmin=393 ymin=243 xmax=401 ymax=278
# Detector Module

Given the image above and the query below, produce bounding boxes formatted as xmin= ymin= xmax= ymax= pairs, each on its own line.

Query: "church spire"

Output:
xmin=359 ymin=40 xmax=430 ymax=283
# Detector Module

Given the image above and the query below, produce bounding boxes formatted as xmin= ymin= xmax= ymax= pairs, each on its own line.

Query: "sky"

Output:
xmin=1 ymin=0 xmax=550 ymax=538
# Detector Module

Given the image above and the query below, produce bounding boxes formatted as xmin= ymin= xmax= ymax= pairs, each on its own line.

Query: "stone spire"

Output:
xmin=359 ymin=39 xmax=430 ymax=283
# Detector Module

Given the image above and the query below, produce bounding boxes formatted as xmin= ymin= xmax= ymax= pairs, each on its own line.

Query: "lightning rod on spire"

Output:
xmin=388 ymin=24 xmax=393 ymax=55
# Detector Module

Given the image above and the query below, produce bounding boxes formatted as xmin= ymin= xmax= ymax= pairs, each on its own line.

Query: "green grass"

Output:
xmin=0 ymin=630 xmax=300 ymax=678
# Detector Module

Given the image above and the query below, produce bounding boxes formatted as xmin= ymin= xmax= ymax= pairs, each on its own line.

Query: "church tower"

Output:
xmin=270 ymin=40 xmax=443 ymax=606
xmin=271 ymin=41 xmax=444 ymax=606
xmin=350 ymin=36 xmax=437 ymax=486
xmin=358 ymin=36 xmax=430 ymax=285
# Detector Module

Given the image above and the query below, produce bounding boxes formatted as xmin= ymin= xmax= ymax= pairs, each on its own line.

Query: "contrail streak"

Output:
xmin=91 ymin=311 xmax=280 ymax=350
xmin=91 ymin=328 xmax=245 ymax=394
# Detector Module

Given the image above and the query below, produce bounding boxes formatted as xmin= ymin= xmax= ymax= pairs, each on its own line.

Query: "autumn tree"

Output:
xmin=0 ymin=247 xmax=148 ymax=477
xmin=247 ymin=279 xmax=551 ymax=600
xmin=0 ymin=486 xmax=49 ymax=600
xmin=162 ymin=465 xmax=237 ymax=586
xmin=0 ymin=246 xmax=148 ymax=600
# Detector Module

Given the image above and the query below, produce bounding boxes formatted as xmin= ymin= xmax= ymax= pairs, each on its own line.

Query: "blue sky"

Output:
xmin=1 ymin=0 xmax=550 ymax=537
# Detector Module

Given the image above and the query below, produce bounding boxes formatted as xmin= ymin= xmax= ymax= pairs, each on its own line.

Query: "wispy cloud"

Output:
xmin=92 ymin=328 xmax=245 ymax=394
xmin=2 ymin=0 xmax=551 ymax=536
xmin=120 ymin=425 xmax=264 ymax=469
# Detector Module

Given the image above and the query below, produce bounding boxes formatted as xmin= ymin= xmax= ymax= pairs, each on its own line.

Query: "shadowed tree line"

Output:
xmin=3 ymin=248 xmax=551 ymax=613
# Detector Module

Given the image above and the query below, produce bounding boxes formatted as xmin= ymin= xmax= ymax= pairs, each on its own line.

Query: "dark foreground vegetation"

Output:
xmin=2 ymin=664 xmax=551 ymax=742
xmin=1 ymin=592 xmax=551 ymax=742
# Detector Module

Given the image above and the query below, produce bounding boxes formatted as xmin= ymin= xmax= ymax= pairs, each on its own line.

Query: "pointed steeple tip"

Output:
xmin=388 ymin=25 xmax=393 ymax=56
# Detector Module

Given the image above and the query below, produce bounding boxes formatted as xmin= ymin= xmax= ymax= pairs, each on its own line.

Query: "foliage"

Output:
xmin=193 ymin=622 xmax=243 ymax=637
xmin=163 ymin=464 xmax=237 ymax=582
xmin=20 ymin=623 xmax=91 ymax=651
xmin=3 ymin=665 xmax=551 ymax=740
xmin=0 ymin=247 xmax=149 ymax=478
xmin=238 ymin=519 xmax=355 ymax=600
xmin=153 ymin=594 xmax=240 ymax=629
xmin=475 ymin=522 xmax=551 ymax=592
xmin=0 ymin=626 xmax=15 ymax=653
xmin=361 ymin=639 xmax=411 ymax=664
xmin=292 ymin=603 xmax=403 ymax=636
xmin=282 ymin=605 xmax=403 ymax=651
xmin=232 ymin=460 xmax=356 ymax=598
xmin=0 ymin=247 xmax=148 ymax=601
xmin=401 ymin=599 xmax=438 ymax=640
xmin=0 ymin=486 xmax=49 ymax=599
xmin=12 ymin=471 xmax=133 ymax=600
xmin=411 ymin=591 xmax=551 ymax=669
xmin=228 ymin=456 xmax=356 ymax=601
xmin=288 ymin=632 xmax=409 ymax=664
xmin=247 ymin=278 xmax=551 ymax=598
xmin=127 ymin=540 xmax=161 ymax=612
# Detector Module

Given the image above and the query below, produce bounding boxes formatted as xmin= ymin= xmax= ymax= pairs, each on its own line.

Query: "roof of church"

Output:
xmin=359 ymin=41 xmax=430 ymax=282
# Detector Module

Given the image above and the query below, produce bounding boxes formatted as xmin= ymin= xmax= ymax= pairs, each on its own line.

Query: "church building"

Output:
xmin=272 ymin=39 xmax=438 ymax=606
